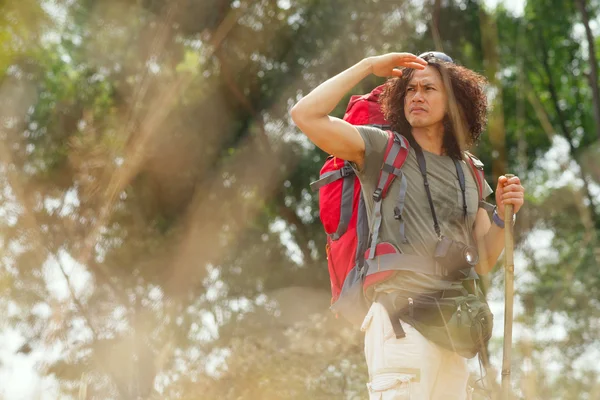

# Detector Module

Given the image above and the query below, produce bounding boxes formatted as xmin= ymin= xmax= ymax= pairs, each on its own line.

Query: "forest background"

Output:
xmin=1 ymin=0 xmax=599 ymax=399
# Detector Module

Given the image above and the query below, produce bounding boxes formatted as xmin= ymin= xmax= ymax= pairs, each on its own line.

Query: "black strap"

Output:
xmin=453 ymin=158 xmax=468 ymax=218
xmin=414 ymin=145 xmax=442 ymax=239
xmin=413 ymin=143 xmax=469 ymax=239
xmin=377 ymin=293 xmax=407 ymax=339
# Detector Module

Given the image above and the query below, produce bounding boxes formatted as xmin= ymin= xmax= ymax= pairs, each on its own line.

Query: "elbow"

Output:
xmin=290 ymin=101 xmax=306 ymax=126
xmin=290 ymin=102 xmax=314 ymax=137
xmin=290 ymin=99 xmax=328 ymax=141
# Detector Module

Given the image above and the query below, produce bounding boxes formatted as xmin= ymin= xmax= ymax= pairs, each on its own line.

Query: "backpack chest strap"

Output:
xmin=310 ymin=163 xmax=354 ymax=192
xmin=381 ymin=163 xmax=403 ymax=176
xmin=365 ymin=253 xmax=478 ymax=281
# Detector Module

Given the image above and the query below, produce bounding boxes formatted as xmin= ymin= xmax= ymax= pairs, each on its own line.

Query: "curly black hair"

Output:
xmin=379 ymin=57 xmax=488 ymax=159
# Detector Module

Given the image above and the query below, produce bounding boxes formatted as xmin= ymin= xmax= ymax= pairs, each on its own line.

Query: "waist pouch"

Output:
xmin=379 ymin=288 xmax=493 ymax=359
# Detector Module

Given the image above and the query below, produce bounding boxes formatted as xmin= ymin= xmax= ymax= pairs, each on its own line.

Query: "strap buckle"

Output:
xmin=340 ymin=164 xmax=353 ymax=177
xmin=393 ymin=206 xmax=402 ymax=220
xmin=373 ymin=188 xmax=382 ymax=202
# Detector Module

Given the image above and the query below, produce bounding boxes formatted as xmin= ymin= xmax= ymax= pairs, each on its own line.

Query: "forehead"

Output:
xmin=407 ymin=66 xmax=443 ymax=85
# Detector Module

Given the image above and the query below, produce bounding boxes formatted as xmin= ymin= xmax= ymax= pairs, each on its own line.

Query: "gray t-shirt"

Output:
xmin=353 ymin=126 xmax=493 ymax=299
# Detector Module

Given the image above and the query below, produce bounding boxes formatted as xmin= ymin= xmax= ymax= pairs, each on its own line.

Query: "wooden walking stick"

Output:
xmin=501 ymin=174 xmax=515 ymax=400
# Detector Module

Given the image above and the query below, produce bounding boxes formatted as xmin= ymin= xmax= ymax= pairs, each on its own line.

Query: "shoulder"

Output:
xmin=356 ymin=125 xmax=390 ymax=141
xmin=353 ymin=126 xmax=397 ymax=175
xmin=355 ymin=126 xmax=392 ymax=156
xmin=356 ymin=126 xmax=411 ymax=150
xmin=462 ymin=151 xmax=493 ymax=198
xmin=463 ymin=151 xmax=484 ymax=170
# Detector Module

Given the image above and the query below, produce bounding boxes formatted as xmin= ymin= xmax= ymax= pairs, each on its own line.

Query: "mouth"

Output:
xmin=410 ymin=107 xmax=426 ymax=114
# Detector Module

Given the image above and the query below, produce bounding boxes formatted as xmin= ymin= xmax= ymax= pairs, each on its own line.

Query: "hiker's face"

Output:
xmin=404 ymin=66 xmax=447 ymax=129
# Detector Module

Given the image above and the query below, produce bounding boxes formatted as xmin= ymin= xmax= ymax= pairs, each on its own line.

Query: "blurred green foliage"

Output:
xmin=0 ymin=0 xmax=599 ymax=399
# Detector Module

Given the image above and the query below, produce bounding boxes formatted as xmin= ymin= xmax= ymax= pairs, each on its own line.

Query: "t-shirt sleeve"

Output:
xmin=352 ymin=126 xmax=389 ymax=182
xmin=483 ymin=179 xmax=493 ymax=199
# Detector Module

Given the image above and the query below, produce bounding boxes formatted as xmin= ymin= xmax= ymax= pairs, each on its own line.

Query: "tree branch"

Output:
xmin=538 ymin=33 xmax=572 ymax=144
xmin=575 ymin=0 xmax=600 ymax=141
xmin=277 ymin=204 xmax=314 ymax=266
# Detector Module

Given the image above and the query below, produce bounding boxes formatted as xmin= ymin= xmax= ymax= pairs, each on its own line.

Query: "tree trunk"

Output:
xmin=538 ymin=33 xmax=599 ymax=227
xmin=575 ymin=0 xmax=600 ymax=141
xmin=479 ymin=9 xmax=507 ymax=182
xmin=432 ymin=0 xmax=442 ymax=47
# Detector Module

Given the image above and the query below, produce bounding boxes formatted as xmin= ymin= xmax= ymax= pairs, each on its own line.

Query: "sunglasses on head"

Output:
xmin=418 ymin=51 xmax=454 ymax=63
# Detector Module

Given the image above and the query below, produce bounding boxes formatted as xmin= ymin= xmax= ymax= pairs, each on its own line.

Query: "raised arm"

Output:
xmin=290 ymin=53 xmax=427 ymax=168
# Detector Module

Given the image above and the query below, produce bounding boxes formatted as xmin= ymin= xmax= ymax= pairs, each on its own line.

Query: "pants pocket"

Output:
xmin=367 ymin=371 xmax=417 ymax=400
xmin=361 ymin=306 xmax=374 ymax=332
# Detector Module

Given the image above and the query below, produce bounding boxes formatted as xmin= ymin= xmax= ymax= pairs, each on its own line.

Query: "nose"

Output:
xmin=412 ymin=89 xmax=424 ymax=102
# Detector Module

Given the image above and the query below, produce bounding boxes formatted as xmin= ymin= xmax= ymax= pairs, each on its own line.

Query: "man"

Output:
xmin=291 ymin=52 xmax=525 ymax=400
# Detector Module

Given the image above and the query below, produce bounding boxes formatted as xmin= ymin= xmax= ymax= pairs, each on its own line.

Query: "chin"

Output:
xmin=409 ymin=116 xmax=445 ymax=129
xmin=408 ymin=119 xmax=428 ymax=127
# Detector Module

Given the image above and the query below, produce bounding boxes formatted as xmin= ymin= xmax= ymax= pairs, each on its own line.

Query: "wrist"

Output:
xmin=361 ymin=57 xmax=375 ymax=74
xmin=492 ymin=207 xmax=515 ymax=229
xmin=492 ymin=209 xmax=505 ymax=228
xmin=495 ymin=207 xmax=504 ymax=221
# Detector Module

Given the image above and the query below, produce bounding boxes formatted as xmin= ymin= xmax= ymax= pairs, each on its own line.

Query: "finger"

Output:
xmin=412 ymin=56 xmax=428 ymax=66
xmin=502 ymin=189 xmax=523 ymax=198
xmin=502 ymin=192 xmax=524 ymax=201
xmin=397 ymin=53 xmax=428 ymax=63
xmin=506 ymin=176 xmax=521 ymax=185
xmin=391 ymin=69 xmax=403 ymax=77
xmin=502 ymin=188 xmax=524 ymax=196
xmin=403 ymin=61 xmax=427 ymax=70
xmin=395 ymin=54 xmax=428 ymax=67
xmin=502 ymin=184 xmax=524 ymax=193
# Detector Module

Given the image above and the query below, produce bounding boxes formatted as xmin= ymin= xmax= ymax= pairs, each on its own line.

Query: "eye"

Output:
xmin=426 ymin=86 xmax=435 ymax=91
xmin=407 ymin=87 xmax=415 ymax=92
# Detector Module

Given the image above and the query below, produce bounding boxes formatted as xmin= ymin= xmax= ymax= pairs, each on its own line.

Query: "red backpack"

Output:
xmin=310 ymin=85 xmax=487 ymax=325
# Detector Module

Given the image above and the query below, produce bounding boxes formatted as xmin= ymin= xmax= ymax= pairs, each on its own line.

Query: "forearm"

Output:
xmin=291 ymin=58 xmax=373 ymax=119
xmin=475 ymin=174 xmax=525 ymax=274
xmin=290 ymin=58 xmax=374 ymax=162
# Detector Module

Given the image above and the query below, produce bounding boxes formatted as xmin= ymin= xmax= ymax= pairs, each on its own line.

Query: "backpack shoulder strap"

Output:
xmin=367 ymin=131 xmax=410 ymax=259
xmin=377 ymin=132 xmax=410 ymax=199
xmin=463 ymin=151 xmax=495 ymax=212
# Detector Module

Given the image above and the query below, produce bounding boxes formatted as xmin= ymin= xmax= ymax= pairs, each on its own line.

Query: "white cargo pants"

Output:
xmin=361 ymin=301 xmax=471 ymax=400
